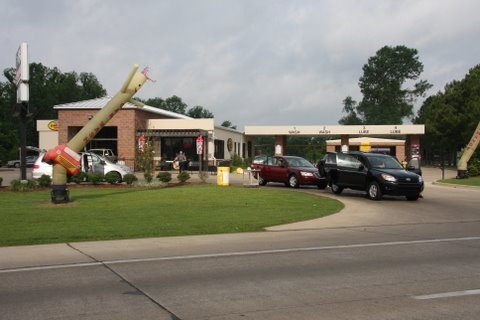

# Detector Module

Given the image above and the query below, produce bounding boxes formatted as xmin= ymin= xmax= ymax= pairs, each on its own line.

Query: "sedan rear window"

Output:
xmin=286 ymin=157 xmax=314 ymax=167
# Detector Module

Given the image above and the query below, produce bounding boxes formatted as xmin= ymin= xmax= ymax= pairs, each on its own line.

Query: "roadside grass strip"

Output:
xmin=0 ymin=184 xmax=343 ymax=246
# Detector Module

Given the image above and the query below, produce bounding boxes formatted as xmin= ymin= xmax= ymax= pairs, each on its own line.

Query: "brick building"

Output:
xmin=37 ymin=97 xmax=249 ymax=169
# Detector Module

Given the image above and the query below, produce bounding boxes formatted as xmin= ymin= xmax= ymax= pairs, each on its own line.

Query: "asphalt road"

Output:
xmin=1 ymin=168 xmax=479 ymax=319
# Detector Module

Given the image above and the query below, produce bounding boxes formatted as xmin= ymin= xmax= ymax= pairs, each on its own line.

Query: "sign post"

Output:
xmin=196 ymin=135 xmax=204 ymax=172
xmin=15 ymin=42 xmax=29 ymax=180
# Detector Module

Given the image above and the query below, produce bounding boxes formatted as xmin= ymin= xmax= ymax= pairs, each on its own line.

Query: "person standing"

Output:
xmin=174 ymin=150 xmax=187 ymax=172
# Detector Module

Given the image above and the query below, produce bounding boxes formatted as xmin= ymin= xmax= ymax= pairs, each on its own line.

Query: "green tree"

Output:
xmin=0 ymin=63 xmax=106 ymax=161
xmin=0 ymin=79 xmax=17 ymax=162
xmin=285 ymin=136 xmax=326 ymax=163
xmin=140 ymin=96 xmax=215 ymax=119
xmin=338 ymin=96 xmax=362 ymax=125
xmin=141 ymin=97 xmax=165 ymax=108
xmin=78 ymin=72 xmax=108 ymax=99
xmin=221 ymin=120 xmax=237 ymax=130
xmin=138 ymin=138 xmax=155 ymax=183
xmin=164 ymin=95 xmax=187 ymax=114
xmin=187 ymin=105 xmax=214 ymax=118
xmin=141 ymin=95 xmax=187 ymax=114
xmin=253 ymin=136 xmax=274 ymax=155
xmin=340 ymin=45 xmax=432 ymax=124
xmin=415 ymin=64 xmax=480 ymax=163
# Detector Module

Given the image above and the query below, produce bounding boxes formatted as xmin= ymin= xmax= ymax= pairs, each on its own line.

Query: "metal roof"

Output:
xmin=53 ymin=96 xmax=192 ymax=120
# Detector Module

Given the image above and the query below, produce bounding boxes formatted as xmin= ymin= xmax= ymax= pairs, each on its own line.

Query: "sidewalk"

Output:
xmin=134 ymin=169 xmax=248 ymax=186
xmin=421 ymin=167 xmax=457 ymax=183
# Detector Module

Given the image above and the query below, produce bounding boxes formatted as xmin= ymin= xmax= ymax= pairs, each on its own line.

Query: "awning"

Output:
xmin=137 ymin=129 xmax=208 ymax=137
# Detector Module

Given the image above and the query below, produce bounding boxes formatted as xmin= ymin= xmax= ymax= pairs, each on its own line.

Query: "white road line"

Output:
xmin=106 ymin=236 xmax=480 ymax=265
xmin=414 ymin=289 xmax=480 ymax=300
xmin=0 ymin=262 xmax=102 ymax=273
xmin=1 ymin=236 xmax=480 ymax=274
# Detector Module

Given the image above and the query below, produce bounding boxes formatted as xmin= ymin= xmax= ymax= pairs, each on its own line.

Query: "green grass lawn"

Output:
xmin=0 ymin=184 xmax=343 ymax=247
xmin=441 ymin=175 xmax=480 ymax=186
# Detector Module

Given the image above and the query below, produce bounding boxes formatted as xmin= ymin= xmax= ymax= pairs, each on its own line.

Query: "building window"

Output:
xmin=69 ymin=126 xmax=118 ymax=154
xmin=214 ymin=139 xmax=225 ymax=159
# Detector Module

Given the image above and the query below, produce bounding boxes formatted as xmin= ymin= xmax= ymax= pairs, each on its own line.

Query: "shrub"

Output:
xmin=144 ymin=171 xmax=153 ymax=183
xmin=105 ymin=171 xmax=122 ymax=184
xmin=230 ymin=154 xmax=250 ymax=173
xmin=37 ymin=174 xmax=52 ymax=187
xmin=231 ymin=153 xmax=245 ymax=167
xmin=468 ymin=158 xmax=480 ymax=177
xmin=10 ymin=179 xmax=38 ymax=192
xmin=87 ymin=172 xmax=104 ymax=184
xmin=71 ymin=172 xmax=87 ymax=184
xmin=177 ymin=171 xmax=191 ymax=182
xmin=0 ymin=177 xmax=3 ymax=187
xmin=460 ymin=148 xmax=480 ymax=177
xmin=157 ymin=171 xmax=172 ymax=183
xmin=123 ymin=173 xmax=138 ymax=185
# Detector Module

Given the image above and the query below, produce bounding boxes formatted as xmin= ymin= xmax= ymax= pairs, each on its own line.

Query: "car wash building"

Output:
xmin=244 ymin=125 xmax=424 ymax=161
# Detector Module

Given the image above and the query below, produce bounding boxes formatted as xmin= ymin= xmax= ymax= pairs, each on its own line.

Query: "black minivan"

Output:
xmin=317 ymin=152 xmax=424 ymax=200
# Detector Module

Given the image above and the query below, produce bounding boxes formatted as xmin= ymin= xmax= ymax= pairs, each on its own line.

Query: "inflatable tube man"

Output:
xmin=44 ymin=64 xmax=150 ymax=203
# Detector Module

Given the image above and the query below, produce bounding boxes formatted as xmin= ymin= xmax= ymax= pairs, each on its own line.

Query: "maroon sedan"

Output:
xmin=251 ymin=155 xmax=327 ymax=188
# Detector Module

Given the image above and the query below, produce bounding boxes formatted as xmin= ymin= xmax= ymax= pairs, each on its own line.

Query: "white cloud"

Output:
xmin=1 ymin=0 xmax=479 ymax=130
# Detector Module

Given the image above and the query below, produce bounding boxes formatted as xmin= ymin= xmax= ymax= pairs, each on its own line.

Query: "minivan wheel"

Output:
xmin=288 ymin=174 xmax=299 ymax=188
xmin=367 ymin=181 xmax=382 ymax=200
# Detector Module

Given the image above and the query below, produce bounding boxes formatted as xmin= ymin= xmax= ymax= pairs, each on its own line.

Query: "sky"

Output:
xmin=1 ymin=0 xmax=479 ymax=131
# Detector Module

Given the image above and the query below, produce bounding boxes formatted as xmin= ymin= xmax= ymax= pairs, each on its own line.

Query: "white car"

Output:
xmin=32 ymin=151 xmax=132 ymax=182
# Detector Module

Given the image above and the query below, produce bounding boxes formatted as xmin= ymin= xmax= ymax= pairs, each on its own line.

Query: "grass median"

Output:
xmin=442 ymin=176 xmax=480 ymax=186
xmin=0 ymin=184 xmax=343 ymax=247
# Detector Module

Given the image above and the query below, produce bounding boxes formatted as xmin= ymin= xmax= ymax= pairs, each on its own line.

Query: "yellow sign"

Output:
xmin=360 ymin=141 xmax=371 ymax=152
xmin=47 ymin=120 xmax=59 ymax=131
